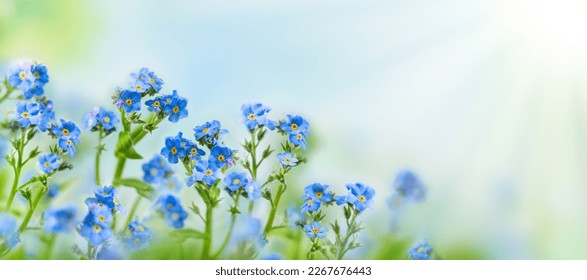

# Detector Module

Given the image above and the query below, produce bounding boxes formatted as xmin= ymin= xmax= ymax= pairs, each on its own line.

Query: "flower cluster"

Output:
xmin=8 ymin=62 xmax=49 ymax=99
xmin=83 ymin=107 xmax=120 ymax=133
xmin=126 ymin=219 xmax=152 ymax=250
xmin=79 ymin=186 xmax=123 ymax=246
xmin=50 ymin=119 xmax=82 ymax=157
xmin=0 ymin=214 xmax=20 ymax=250
xmin=301 ymin=183 xmax=333 ymax=214
xmin=43 ymin=206 xmax=77 ymax=233
xmin=155 ymin=194 xmax=188 ymax=229
xmin=278 ymin=115 xmax=311 ymax=150
xmin=335 ymin=183 xmax=376 ymax=212
xmin=142 ymin=155 xmax=183 ymax=194
xmin=408 ymin=241 xmax=434 ymax=260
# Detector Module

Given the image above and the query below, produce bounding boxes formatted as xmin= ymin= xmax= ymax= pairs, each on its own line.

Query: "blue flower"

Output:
xmin=277 ymin=152 xmax=298 ymax=167
xmin=286 ymin=206 xmax=302 ymax=228
xmin=51 ymin=119 xmax=81 ymax=140
xmin=155 ymin=194 xmax=188 ymax=229
xmin=240 ymin=103 xmax=276 ymax=130
xmin=193 ymin=120 xmax=220 ymax=140
xmin=303 ymin=183 xmax=332 ymax=203
xmin=303 ymin=221 xmax=327 ymax=239
xmin=223 ymin=172 xmax=249 ymax=192
xmin=43 ymin=205 xmax=76 ymax=233
xmin=145 ymin=97 xmax=164 ymax=112
xmin=47 ymin=183 xmax=60 ymax=199
xmin=36 ymin=101 xmax=56 ymax=132
xmin=14 ymin=102 xmax=40 ymax=128
xmin=280 ymin=115 xmax=310 ymax=150
xmin=129 ymin=78 xmax=149 ymax=93
xmin=89 ymin=186 xmax=123 ymax=213
xmin=208 ymin=145 xmax=233 ymax=169
xmin=58 ymin=137 xmax=80 ymax=157
xmin=335 ymin=183 xmax=376 ymax=212
xmin=162 ymin=91 xmax=188 ymax=123
xmin=301 ymin=197 xmax=321 ymax=214
xmin=128 ymin=220 xmax=152 ymax=235
xmin=119 ymin=90 xmax=141 ymax=113
xmin=187 ymin=142 xmax=205 ymax=160
xmin=82 ymin=107 xmax=100 ymax=130
xmin=186 ymin=159 xmax=221 ymax=186
xmin=79 ymin=205 xmax=113 ymax=246
xmin=38 ymin=153 xmax=60 ymax=174
xmin=30 ymin=63 xmax=49 ymax=87
xmin=0 ymin=214 xmax=20 ymax=249
xmin=245 ymin=181 xmax=261 ymax=201
xmin=387 ymin=193 xmax=405 ymax=211
xmin=96 ymin=108 xmax=120 ymax=131
xmin=142 ymin=155 xmax=172 ymax=184
xmin=158 ymin=176 xmax=183 ymax=194
xmin=131 ymin=67 xmax=164 ymax=92
xmin=160 ymin=136 xmax=187 ymax=164
xmin=394 ymin=170 xmax=426 ymax=202
xmin=96 ymin=245 xmax=122 ymax=260
xmin=8 ymin=62 xmax=34 ymax=94
xmin=408 ymin=241 xmax=433 ymax=260
xmin=231 ymin=215 xmax=262 ymax=244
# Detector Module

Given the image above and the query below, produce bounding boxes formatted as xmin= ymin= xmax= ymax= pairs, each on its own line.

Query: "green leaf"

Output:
xmin=113 ymin=178 xmax=154 ymax=199
xmin=170 ymin=229 xmax=207 ymax=242
xmin=115 ymin=131 xmax=143 ymax=159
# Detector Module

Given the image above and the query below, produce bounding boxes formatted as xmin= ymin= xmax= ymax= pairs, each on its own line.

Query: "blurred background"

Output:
xmin=1 ymin=0 xmax=587 ymax=259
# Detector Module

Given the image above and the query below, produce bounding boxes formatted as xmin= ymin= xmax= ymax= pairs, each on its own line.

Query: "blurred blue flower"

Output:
xmin=142 ymin=155 xmax=172 ymax=184
xmin=231 ymin=215 xmax=262 ymax=244
xmin=160 ymin=136 xmax=186 ymax=164
xmin=163 ymin=90 xmax=188 ymax=123
xmin=261 ymin=253 xmax=283 ymax=260
xmin=82 ymin=107 xmax=99 ymax=130
xmin=240 ymin=102 xmax=276 ymax=131
xmin=158 ymin=176 xmax=183 ymax=194
xmin=187 ymin=159 xmax=221 ymax=186
xmin=223 ymin=172 xmax=249 ymax=193
xmin=96 ymin=245 xmax=122 ymax=260
xmin=303 ymin=221 xmax=327 ymax=239
xmin=286 ymin=206 xmax=302 ymax=228
xmin=87 ymin=186 xmax=123 ymax=213
xmin=246 ymin=181 xmax=261 ymax=201
xmin=394 ymin=170 xmax=426 ymax=202
xmin=408 ymin=241 xmax=433 ymax=260
xmin=335 ymin=183 xmax=375 ymax=212
xmin=277 ymin=152 xmax=298 ymax=167
xmin=14 ymin=102 xmax=40 ymax=127
xmin=38 ymin=153 xmax=60 ymax=174
xmin=43 ymin=205 xmax=76 ymax=233
xmin=47 ymin=183 xmax=60 ymax=199
xmin=0 ymin=214 xmax=20 ymax=249
xmin=119 ymin=90 xmax=141 ymax=113
xmin=79 ymin=205 xmax=113 ymax=246
xmin=0 ymin=136 xmax=7 ymax=167
xmin=155 ymin=194 xmax=188 ymax=229
xmin=127 ymin=219 xmax=152 ymax=250
xmin=208 ymin=145 xmax=233 ymax=169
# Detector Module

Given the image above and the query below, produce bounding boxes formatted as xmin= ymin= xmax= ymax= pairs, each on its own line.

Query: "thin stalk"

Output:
xmin=201 ymin=202 xmax=214 ymax=259
xmin=42 ymin=234 xmax=57 ymax=260
xmin=122 ymin=196 xmax=142 ymax=232
xmin=5 ymin=131 xmax=25 ymax=211
xmin=19 ymin=187 xmax=45 ymax=232
xmin=263 ymin=184 xmax=285 ymax=234
xmin=212 ymin=191 xmax=241 ymax=258
xmin=94 ymin=130 xmax=104 ymax=186
xmin=337 ymin=211 xmax=358 ymax=260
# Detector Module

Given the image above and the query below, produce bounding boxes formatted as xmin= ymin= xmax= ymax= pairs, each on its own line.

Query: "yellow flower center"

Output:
xmin=19 ymin=71 xmax=27 ymax=80
xmin=217 ymin=155 xmax=225 ymax=162
xmin=312 ymin=227 xmax=319 ymax=233
xmin=307 ymin=199 xmax=313 ymax=205
xmin=98 ymin=215 xmax=106 ymax=222
xmin=417 ymin=247 xmax=424 ymax=253
xmin=34 ymin=71 xmax=40 ymax=79
xmin=134 ymin=238 xmax=141 ymax=244
xmin=180 ymin=141 xmax=187 ymax=147
xmin=62 ymin=129 xmax=69 ymax=136
xmin=394 ymin=198 xmax=401 ymax=206
xmin=296 ymin=134 xmax=303 ymax=140
xmin=135 ymin=85 xmax=143 ymax=91
xmin=358 ymin=195 xmax=366 ymax=202
xmin=167 ymin=182 xmax=175 ymax=189
xmin=205 ymin=169 xmax=213 ymax=176
xmin=103 ymin=116 xmax=110 ymax=123
xmin=284 ymin=157 xmax=291 ymax=163
xmin=190 ymin=148 xmax=197 ymax=154
xmin=114 ymin=198 xmax=119 ymax=205
xmin=166 ymin=98 xmax=172 ymax=103
xmin=149 ymin=77 xmax=155 ymax=84
xmin=291 ymin=123 xmax=298 ymax=130
xmin=233 ymin=179 xmax=240 ymax=185
xmin=172 ymin=213 xmax=179 ymax=220
xmin=66 ymin=140 xmax=72 ymax=146
xmin=249 ymin=186 xmax=254 ymax=193
xmin=202 ymin=128 xmax=209 ymax=133
xmin=150 ymin=168 xmax=158 ymax=176
xmin=172 ymin=106 xmax=179 ymax=114
xmin=248 ymin=113 xmax=256 ymax=120
xmin=170 ymin=147 xmax=178 ymax=155
xmin=153 ymin=101 xmax=160 ymax=107
xmin=44 ymin=162 xmax=50 ymax=167
xmin=315 ymin=192 xmax=323 ymax=199
xmin=166 ymin=203 xmax=174 ymax=209
xmin=93 ymin=225 xmax=101 ymax=233
xmin=138 ymin=225 xmax=145 ymax=232
xmin=21 ymin=112 xmax=30 ymax=118
xmin=125 ymin=98 xmax=133 ymax=106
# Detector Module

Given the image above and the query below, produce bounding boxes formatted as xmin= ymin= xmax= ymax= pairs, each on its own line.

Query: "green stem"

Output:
xmin=212 ymin=191 xmax=241 ymax=258
xmin=42 ymin=234 xmax=57 ymax=260
xmin=0 ymin=86 xmax=15 ymax=105
xmin=5 ymin=131 xmax=25 ymax=211
xmin=95 ymin=130 xmax=103 ymax=186
xmin=201 ymin=202 xmax=214 ymax=259
xmin=112 ymin=156 xmax=126 ymax=184
xmin=337 ymin=211 xmax=358 ymax=260
xmin=19 ymin=187 xmax=45 ymax=232
xmin=122 ymin=196 xmax=142 ymax=232
xmin=264 ymin=184 xmax=285 ymax=235
xmin=86 ymin=243 xmax=93 ymax=260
